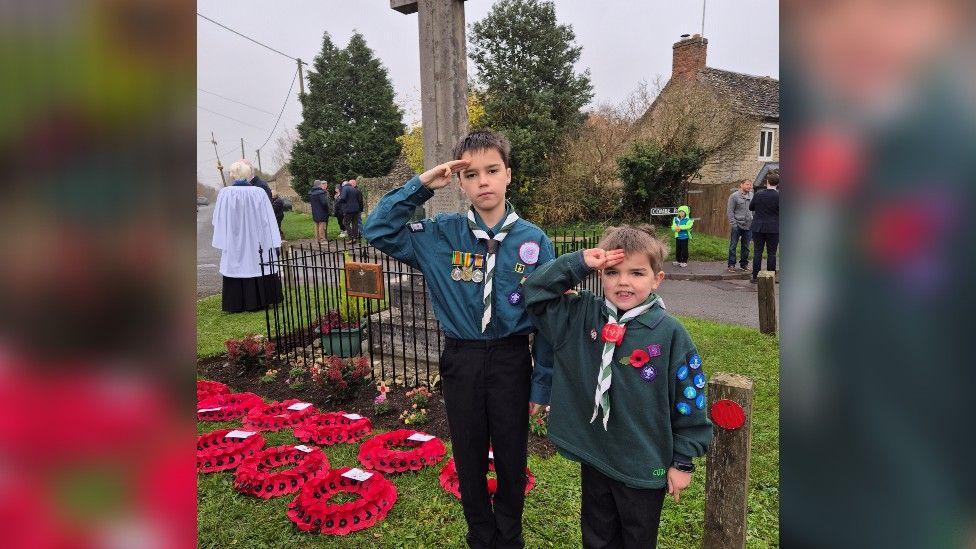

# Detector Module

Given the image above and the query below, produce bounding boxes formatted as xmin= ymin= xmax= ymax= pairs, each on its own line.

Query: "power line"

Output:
xmin=198 ymin=144 xmax=239 ymax=165
xmin=197 ymin=12 xmax=297 ymax=61
xmin=198 ymin=88 xmax=277 ymax=116
xmin=197 ymin=106 xmax=268 ymax=131
xmin=257 ymin=68 xmax=299 ymax=152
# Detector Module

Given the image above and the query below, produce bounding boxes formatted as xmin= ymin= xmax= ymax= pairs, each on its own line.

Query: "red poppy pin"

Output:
xmin=628 ymin=349 xmax=650 ymax=368
xmin=601 ymin=323 xmax=626 ymax=346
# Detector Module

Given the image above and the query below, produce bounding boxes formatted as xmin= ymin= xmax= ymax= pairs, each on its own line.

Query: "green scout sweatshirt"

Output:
xmin=524 ymin=251 xmax=713 ymax=489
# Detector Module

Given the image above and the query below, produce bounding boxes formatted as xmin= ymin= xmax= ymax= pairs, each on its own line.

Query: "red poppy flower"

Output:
xmin=601 ymin=323 xmax=626 ymax=346
xmin=629 ymin=349 xmax=650 ymax=368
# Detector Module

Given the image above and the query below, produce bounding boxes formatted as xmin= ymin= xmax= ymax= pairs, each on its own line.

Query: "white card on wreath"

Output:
xmin=225 ymin=430 xmax=256 ymax=439
xmin=197 ymin=407 xmax=222 ymax=413
xmin=341 ymin=468 xmax=373 ymax=481
xmin=407 ymin=433 xmax=435 ymax=442
xmin=488 ymin=450 xmax=494 ymax=459
xmin=287 ymin=402 xmax=313 ymax=411
xmin=294 ymin=445 xmax=313 ymax=453
xmin=342 ymin=413 xmax=363 ymax=420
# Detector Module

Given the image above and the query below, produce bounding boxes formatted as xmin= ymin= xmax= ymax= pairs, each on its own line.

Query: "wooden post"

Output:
xmin=703 ymin=373 xmax=753 ymax=549
xmin=391 ymin=0 xmax=469 ymax=215
xmin=757 ymin=270 xmax=776 ymax=335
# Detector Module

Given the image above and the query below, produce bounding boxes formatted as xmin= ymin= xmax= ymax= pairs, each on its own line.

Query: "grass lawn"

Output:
xmin=545 ymin=221 xmax=741 ymax=263
xmin=197 ymin=317 xmax=779 ymax=548
xmin=282 ymin=211 xmax=343 ymax=242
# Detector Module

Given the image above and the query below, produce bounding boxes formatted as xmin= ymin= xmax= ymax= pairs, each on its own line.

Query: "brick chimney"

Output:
xmin=672 ymin=34 xmax=707 ymax=80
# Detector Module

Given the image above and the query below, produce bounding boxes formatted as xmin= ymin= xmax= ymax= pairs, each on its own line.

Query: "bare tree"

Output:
xmin=272 ymin=127 xmax=299 ymax=173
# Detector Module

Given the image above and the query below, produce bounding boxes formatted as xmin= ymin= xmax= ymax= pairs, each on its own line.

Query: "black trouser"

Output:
xmin=581 ymin=464 xmax=666 ymax=549
xmin=336 ymin=212 xmax=345 ymax=231
xmin=343 ymin=212 xmax=361 ymax=240
xmin=675 ymin=238 xmax=689 ymax=263
xmin=751 ymin=231 xmax=779 ymax=279
xmin=440 ymin=335 xmax=532 ymax=549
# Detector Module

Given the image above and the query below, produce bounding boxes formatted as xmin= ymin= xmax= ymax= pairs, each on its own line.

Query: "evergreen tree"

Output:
xmin=290 ymin=32 xmax=404 ymax=199
xmin=470 ymin=0 xmax=593 ymax=213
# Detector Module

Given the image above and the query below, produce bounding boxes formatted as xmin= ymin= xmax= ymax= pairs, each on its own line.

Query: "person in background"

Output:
xmin=671 ymin=205 xmax=694 ymax=267
xmin=335 ymin=181 xmax=347 ymax=238
xmin=749 ymin=170 xmax=779 ymax=283
xmin=726 ymin=179 xmax=753 ymax=272
xmin=271 ymin=190 xmax=285 ymax=239
xmin=340 ymin=178 xmax=364 ymax=242
xmin=308 ymin=180 xmax=330 ymax=243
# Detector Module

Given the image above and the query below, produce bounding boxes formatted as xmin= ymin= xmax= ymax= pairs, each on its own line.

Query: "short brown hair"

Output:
xmin=452 ymin=129 xmax=511 ymax=167
xmin=597 ymin=225 xmax=668 ymax=274
xmin=763 ymin=169 xmax=779 ymax=187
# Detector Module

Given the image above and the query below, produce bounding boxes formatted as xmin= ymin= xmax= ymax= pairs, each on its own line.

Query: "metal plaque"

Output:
xmin=345 ymin=262 xmax=384 ymax=299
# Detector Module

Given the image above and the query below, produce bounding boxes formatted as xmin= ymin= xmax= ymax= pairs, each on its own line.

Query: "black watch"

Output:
xmin=671 ymin=460 xmax=695 ymax=473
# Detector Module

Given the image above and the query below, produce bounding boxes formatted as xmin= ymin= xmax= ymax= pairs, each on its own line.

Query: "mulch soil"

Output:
xmin=198 ymin=355 xmax=556 ymax=458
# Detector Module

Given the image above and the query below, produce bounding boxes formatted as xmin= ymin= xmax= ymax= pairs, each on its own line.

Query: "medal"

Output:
xmin=472 ymin=269 xmax=484 ymax=283
xmin=451 ymin=251 xmax=463 ymax=282
xmin=461 ymin=252 xmax=473 ymax=281
xmin=508 ymin=291 xmax=522 ymax=305
xmin=473 ymin=254 xmax=484 ymax=270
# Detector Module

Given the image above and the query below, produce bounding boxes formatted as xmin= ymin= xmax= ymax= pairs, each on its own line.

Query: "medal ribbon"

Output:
xmin=467 ymin=204 xmax=519 ymax=333
xmin=591 ymin=296 xmax=658 ymax=430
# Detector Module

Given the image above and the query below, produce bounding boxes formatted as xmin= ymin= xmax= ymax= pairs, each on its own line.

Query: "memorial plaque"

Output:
xmin=345 ymin=262 xmax=384 ymax=299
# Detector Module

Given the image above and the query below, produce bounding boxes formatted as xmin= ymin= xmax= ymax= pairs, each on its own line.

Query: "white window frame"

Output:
xmin=758 ymin=124 xmax=777 ymax=161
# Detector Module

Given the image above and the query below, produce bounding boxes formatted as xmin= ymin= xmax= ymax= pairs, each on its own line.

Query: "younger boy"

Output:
xmin=524 ymin=227 xmax=713 ymax=548
xmin=363 ymin=130 xmax=554 ymax=549
xmin=671 ymin=205 xmax=693 ymax=267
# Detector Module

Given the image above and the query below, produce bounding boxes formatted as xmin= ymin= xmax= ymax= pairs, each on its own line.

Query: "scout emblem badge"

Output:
xmin=472 ymin=254 xmax=485 ymax=283
xmin=451 ymin=251 xmax=463 ymax=282
xmin=518 ymin=241 xmax=540 ymax=265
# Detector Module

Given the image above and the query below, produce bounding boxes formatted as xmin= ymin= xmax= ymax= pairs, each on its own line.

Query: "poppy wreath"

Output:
xmin=196 ymin=380 xmax=230 ymax=403
xmin=287 ymin=467 xmax=398 ymax=536
xmin=196 ymin=428 xmax=265 ymax=473
xmin=197 ymin=392 xmax=264 ymax=422
xmin=293 ymin=412 xmax=372 ymax=446
xmin=242 ymin=399 xmax=317 ymax=431
xmin=233 ymin=445 xmax=330 ymax=499
xmin=356 ymin=429 xmax=447 ymax=473
xmin=438 ymin=456 xmax=536 ymax=501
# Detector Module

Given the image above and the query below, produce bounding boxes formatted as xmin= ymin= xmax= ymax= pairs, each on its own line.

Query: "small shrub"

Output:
xmin=309 ymin=355 xmax=371 ymax=401
xmin=399 ymin=405 xmax=428 ymax=426
xmin=225 ymin=334 xmax=274 ymax=376
xmin=405 ymin=386 xmax=432 ymax=408
xmin=259 ymin=368 xmax=279 ymax=385
xmin=529 ymin=404 xmax=549 ymax=437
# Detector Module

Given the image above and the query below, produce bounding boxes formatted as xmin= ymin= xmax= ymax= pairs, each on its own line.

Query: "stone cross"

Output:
xmin=391 ymin=0 xmax=469 ymax=215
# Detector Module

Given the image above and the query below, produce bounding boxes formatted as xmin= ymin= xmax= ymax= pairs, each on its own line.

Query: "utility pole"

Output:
xmin=256 ymin=148 xmax=262 ymax=172
xmin=701 ymin=0 xmax=707 ymax=37
xmin=240 ymin=138 xmax=246 ymax=160
xmin=296 ymin=59 xmax=306 ymax=98
xmin=211 ymin=131 xmax=226 ymax=186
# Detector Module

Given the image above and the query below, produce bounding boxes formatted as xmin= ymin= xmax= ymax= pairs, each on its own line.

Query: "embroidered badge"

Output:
xmin=518 ymin=241 xmax=541 ymax=265
xmin=689 ymin=354 xmax=702 ymax=369
xmin=646 ymin=344 xmax=662 ymax=358
xmin=693 ymin=373 xmax=706 ymax=389
xmin=408 ymin=222 xmax=425 ymax=233
xmin=675 ymin=402 xmax=692 ymax=416
xmin=676 ymin=365 xmax=689 ymax=381
xmin=590 ymin=329 xmax=598 ymax=341
xmin=695 ymin=394 xmax=707 ymax=410
xmin=508 ymin=291 xmax=522 ymax=305
xmin=652 ymin=467 xmax=665 ymax=477
xmin=514 ymin=263 xmax=525 ymax=273
xmin=683 ymin=386 xmax=697 ymax=399
xmin=639 ymin=365 xmax=657 ymax=382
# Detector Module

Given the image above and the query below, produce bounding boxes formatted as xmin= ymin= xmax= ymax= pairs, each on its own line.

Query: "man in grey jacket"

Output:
xmin=727 ymin=179 xmax=754 ymax=272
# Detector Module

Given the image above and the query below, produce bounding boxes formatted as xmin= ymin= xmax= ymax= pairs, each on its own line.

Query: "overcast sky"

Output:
xmin=197 ymin=0 xmax=779 ymax=188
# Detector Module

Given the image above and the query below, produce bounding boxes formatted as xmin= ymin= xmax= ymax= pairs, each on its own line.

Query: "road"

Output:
xmin=197 ymin=203 xmax=222 ymax=298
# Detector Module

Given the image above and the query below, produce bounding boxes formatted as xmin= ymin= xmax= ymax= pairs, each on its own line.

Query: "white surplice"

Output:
xmin=212 ymin=184 xmax=282 ymax=278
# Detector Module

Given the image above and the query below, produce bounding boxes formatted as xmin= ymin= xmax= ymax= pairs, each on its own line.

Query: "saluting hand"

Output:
xmin=582 ymin=248 xmax=625 ymax=270
xmin=420 ymin=160 xmax=471 ymax=190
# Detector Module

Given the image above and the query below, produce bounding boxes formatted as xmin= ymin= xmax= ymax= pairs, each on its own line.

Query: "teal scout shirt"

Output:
xmin=362 ymin=175 xmax=557 ymax=404
xmin=524 ymin=251 xmax=713 ymax=489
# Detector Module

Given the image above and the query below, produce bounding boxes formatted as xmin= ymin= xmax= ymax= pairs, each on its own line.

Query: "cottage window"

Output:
xmin=758 ymin=126 xmax=776 ymax=160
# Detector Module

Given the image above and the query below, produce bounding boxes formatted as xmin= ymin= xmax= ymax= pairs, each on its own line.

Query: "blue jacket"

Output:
xmin=363 ymin=176 xmax=556 ymax=403
xmin=308 ymin=186 xmax=330 ymax=222
xmin=339 ymin=185 xmax=363 ymax=215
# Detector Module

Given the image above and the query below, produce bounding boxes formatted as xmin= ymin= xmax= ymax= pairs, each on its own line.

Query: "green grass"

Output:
xmin=197 ymin=318 xmax=779 ymax=547
xmin=545 ymin=222 xmax=740 ymax=262
xmin=282 ymin=212 xmax=343 ymax=242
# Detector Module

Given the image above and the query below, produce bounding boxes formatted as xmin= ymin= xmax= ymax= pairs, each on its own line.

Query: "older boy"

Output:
xmin=363 ymin=130 xmax=554 ymax=549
